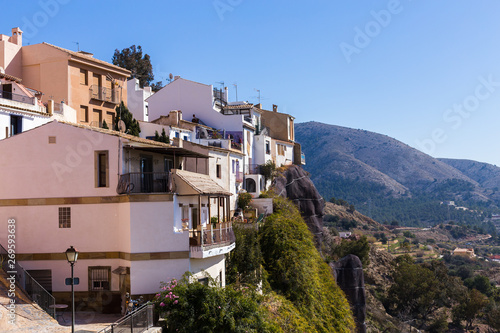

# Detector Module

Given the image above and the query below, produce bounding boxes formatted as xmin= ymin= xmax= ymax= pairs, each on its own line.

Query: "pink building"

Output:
xmin=0 ymin=121 xmax=234 ymax=313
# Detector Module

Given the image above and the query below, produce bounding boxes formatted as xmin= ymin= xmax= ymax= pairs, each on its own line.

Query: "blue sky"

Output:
xmin=3 ymin=0 xmax=500 ymax=165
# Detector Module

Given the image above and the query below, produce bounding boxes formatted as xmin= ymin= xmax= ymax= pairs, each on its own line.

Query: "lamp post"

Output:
xmin=65 ymin=246 xmax=78 ymax=333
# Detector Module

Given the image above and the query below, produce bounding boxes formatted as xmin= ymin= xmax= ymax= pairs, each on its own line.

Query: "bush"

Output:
xmin=154 ymin=276 xmax=278 ymax=332
xmin=260 ymin=195 xmax=355 ymax=332
xmin=237 ymin=192 xmax=252 ymax=210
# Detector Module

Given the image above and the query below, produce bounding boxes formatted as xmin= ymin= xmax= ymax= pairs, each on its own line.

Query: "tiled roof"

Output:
xmin=42 ymin=43 xmax=131 ymax=75
xmin=174 ymin=169 xmax=231 ymax=196
xmin=223 ymin=104 xmax=254 ymax=110
xmin=0 ymin=72 xmax=22 ymax=83
xmin=57 ymin=120 xmax=174 ymax=148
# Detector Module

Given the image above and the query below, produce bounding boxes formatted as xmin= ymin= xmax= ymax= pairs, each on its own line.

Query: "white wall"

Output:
xmin=131 ymin=259 xmax=190 ymax=295
xmin=0 ymin=107 xmax=51 ymax=140
xmin=127 ymin=78 xmax=153 ymax=122
xmin=190 ymin=255 xmax=226 ymax=286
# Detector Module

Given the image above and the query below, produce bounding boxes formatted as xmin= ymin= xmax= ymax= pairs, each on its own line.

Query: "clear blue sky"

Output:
xmin=3 ymin=1 xmax=500 ymax=165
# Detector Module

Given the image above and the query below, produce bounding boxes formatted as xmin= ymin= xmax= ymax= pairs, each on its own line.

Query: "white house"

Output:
xmin=0 ymin=71 xmax=51 ymax=139
xmin=127 ymin=78 xmax=154 ymax=122
xmin=0 ymin=120 xmax=235 ymax=313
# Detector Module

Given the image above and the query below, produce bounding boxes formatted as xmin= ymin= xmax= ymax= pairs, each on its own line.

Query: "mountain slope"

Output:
xmin=439 ymin=158 xmax=500 ymax=190
xmin=295 ymin=121 xmax=498 ymax=225
xmin=296 ymin=121 xmax=478 ymax=194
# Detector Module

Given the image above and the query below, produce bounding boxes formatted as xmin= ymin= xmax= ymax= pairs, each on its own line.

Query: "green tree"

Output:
xmin=259 ymin=160 xmax=276 ymax=190
xmin=452 ymin=289 xmax=488 ymax=330
xmin=331 ymin=235 xmax=370 ymax=267
xmin=153 ymin=128 xmax=169 ymax=144
xmin=102 ymin=119 xmax=109 ymax=129
xmin=114 ymin=102 xmax=140 ymax=137
xmin=237 ymin=192 xmax=252 ymax=210
xmin=385 ymin=256 xmax=464 ymax=328
xmin=112 ymin=45 xmax=163 ymax=91
xmin=226 ymin=224 xmax=263 ymax=287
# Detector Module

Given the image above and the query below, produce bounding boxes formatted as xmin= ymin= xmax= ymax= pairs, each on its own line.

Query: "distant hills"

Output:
xmin=296 ymin=121 xmax=500 ymax=226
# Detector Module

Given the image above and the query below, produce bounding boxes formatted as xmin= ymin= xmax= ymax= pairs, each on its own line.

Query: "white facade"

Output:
xmin=127 ymin=78 xmax=154 ymax=122
xmin=0 ymin=121 xmax=235 ymax=312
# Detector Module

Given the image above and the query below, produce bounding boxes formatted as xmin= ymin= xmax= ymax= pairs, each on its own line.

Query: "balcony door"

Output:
xmin=140 ymin=155 xmax=153 ymax=192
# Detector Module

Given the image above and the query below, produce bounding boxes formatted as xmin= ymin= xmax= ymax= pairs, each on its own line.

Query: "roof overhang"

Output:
xmin=123 ymin=144 xmax=210 ymax=158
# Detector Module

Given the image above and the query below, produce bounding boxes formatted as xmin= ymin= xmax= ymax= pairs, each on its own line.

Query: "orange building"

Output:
xmin=1 ymin=27 xmax=130 ymax=127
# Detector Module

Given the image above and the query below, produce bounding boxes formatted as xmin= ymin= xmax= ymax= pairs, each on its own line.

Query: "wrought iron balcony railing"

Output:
xmin=89 ymin=85 xmax=120 ymax=104
xmin=0 ymin=91 xmax=35 ymax=105
xmin=117 ymin=172 xmax=170 ymax=194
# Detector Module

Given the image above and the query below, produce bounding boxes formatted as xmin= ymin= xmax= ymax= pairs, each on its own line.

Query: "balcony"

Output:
xmin=89 ymin=85 xmax=120 ymax=104
xmin=189 ymin=222 xmax=236 ymax=258
xmin=0 ymin=90 xmax=35 ymax=105
xmin=246 ymin=164 xmax=262 ymax=175
xmin=235 ymin=170 xmax=243 ymax=183
xmin=117 ymin=172 xmax=170 ymax=194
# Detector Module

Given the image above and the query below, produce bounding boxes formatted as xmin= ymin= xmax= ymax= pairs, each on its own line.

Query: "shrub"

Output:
xmin=237 ymin=192 xmax=252 ymax=210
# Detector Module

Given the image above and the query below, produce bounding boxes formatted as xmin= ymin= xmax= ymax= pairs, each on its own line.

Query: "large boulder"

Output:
xmin=331 ymin=255 xmax=367 ymax=333
xmin=273 ymin=165 xmax=324 ymax=246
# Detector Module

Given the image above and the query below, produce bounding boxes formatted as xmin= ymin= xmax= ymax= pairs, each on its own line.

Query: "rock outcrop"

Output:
xmin=273 ymin=165 xmax=324 ymax=246
xmin=332 ymin=255 xmax=367 ymax=333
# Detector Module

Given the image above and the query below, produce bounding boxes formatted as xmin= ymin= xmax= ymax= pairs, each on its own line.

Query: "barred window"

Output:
xmin=59 ymin=207 xmax=71 ymax=228
xmin=89 ymin=266 xmax=111 ymax=291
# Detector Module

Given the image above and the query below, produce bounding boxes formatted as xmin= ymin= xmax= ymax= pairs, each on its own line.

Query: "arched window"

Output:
xmin=245 ymin=178 xmax=256 ymax=193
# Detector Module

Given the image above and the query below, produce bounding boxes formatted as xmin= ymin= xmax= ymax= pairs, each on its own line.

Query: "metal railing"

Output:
xmin=235 ymin=170 xmax=243 ymax=183
xmin=117 ymin=172 xmax=170 ymax=194
xmin=246 ymin=164 xmax=262 ymax=175
xmin=89 ymin=85 xmax=120 ymax=104
xmin=0 ymin=90 xmax=36 ymax=105
xmin=98 ymin=302 xmax=154 ymax=333
xmin=0 ymin=243 xmax=56 ymax=318
xmin=189 ymin=222 xmax=235 ymax=250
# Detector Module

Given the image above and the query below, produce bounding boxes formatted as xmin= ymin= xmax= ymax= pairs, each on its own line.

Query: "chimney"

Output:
xmin=224 ymin=86 xmax=228 ymax=102
xmin=10 ymin=27 xmax=22 ymax=46
xmin=273 ymin=104 xmax=278 ymax=112
xmin=255 ymin=103 xmax=262 ymax=109
xmin=174 ymin=76 xmax=181 ymax=80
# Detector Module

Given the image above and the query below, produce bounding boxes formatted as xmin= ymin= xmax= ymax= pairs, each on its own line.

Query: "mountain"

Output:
xmin=295 ymin=121 xmax=499 ymax=225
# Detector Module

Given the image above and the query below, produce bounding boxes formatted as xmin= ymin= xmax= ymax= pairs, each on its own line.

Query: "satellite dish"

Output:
xmin=118 ymin=120 xmax=126 ymax=133
xmin=169 ymin=73 xmax=173 ymax=80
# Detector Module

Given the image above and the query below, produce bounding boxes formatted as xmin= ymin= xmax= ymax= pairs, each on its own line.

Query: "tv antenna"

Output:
xmin=216 ymin=81 xmax=225 ymax=90
xmin=253 ymin=88 xmax=268 ymax=104
xmin=233 ymin=83 xmax=238 ymax=101
xmin=74 ymin=42 xmax=80 ymax=52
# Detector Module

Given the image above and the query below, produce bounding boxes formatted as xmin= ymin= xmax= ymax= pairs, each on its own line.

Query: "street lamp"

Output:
xmin=65 ymin=246 xmax=78 ymax=333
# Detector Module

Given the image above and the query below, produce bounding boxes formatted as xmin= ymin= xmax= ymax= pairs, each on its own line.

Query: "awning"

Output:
xmin=172 ymin=169 xmax=232 ymax=196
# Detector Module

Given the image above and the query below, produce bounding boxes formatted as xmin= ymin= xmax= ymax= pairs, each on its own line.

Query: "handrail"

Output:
xmin=97 ymin=302 xmax=155 ymax=333
xmin=0 ymin=243 xmax=56 ymax=318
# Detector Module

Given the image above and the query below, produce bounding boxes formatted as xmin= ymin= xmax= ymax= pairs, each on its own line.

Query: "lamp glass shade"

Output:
xmin=65 ymin=246 xmax=78 ymax=263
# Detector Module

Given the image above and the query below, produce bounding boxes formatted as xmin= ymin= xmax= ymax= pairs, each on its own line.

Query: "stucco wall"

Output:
xmin=0 ymin=121 xmax=119 ymax=199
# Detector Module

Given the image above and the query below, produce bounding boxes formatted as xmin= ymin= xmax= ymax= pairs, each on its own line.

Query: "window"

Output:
xmin=164 ymin=158 xmax=173 ymax=173
xmin=59 ymin=207 xmax=71 ymax=228
xmin=216 ymin=164 xmax=221 ymax=179
xmin=265 ymin=141 xmax=271 ymax=154
xmin=232 ymin=160 xmax=235 ymax=174
xmin=175 ymin=132 xmax=179 ymax=138
xmin=95 ymin=151 xmax=108 ymax=187
xmin=93 ymin=108 xmax=102 ymax=125
xmin=10 ymin=115 xmax=22 ymax=136
xmin=80 ymin=69 xmax=88 ymax=85
xmin=48 ymin=136 xmax=56 ymax=144
xmin=80 ymin=106 xmax=89 ymax=123
xmin=277 ymin=144 xmax=286 ymax=156
xmin=89 ymin=266 xmax=111 ymax=291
